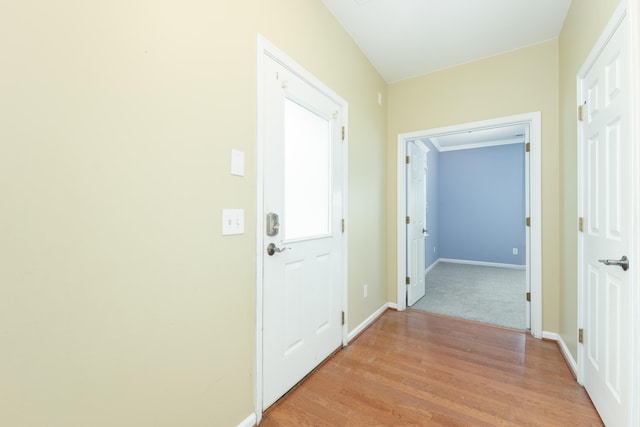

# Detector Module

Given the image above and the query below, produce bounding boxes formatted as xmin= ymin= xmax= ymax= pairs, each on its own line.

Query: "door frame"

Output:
xmin=396 ymin=112 xmax=542 ymax=338
xmin=255 ymin=34 xmax=349 ymax=422
xmin=576 ymin=1 xmax=639 ymax=423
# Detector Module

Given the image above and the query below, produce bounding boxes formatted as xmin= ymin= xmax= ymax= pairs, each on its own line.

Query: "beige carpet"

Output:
xmin=410 ymin=261 xmax=527 ymax=330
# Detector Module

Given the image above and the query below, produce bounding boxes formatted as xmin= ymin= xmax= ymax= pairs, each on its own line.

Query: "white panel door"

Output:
xmin=580 ymin=13 xmax=631 ymax=427
xmin=407 ymin=142 xmax=427 ymax=306
xmin=262 ymin=55 xmax=343 ymax=410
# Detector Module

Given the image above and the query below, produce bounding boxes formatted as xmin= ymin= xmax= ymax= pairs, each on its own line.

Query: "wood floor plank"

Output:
xmin=261 ymin=310 xmax=603 ymax=426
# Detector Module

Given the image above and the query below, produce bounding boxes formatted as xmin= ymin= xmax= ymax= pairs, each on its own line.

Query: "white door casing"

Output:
xmin=577 ymin=5 xmax=634 ymax=426
xmin=524 ymin=124 xmax=532 ymax=330
xmin=396 ymin=112 xmax=542 ymax=338
xmin=407 ymin=141 xmax=427 ymax=306
xmin=256 ymin=37 xmax=348 ymax=416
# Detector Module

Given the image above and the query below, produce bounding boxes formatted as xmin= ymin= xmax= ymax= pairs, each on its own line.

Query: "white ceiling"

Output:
xmin=322 ymin=0 xmax=572 ymax=83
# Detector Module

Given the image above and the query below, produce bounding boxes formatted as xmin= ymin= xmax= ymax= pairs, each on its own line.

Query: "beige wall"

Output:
xmin=0 ymin=1 xmax=387 ymax=426
xmin=558 ymin=0 xmax=622 ymax=360
xmin=387 ymin=40 xmax=561 ymax=332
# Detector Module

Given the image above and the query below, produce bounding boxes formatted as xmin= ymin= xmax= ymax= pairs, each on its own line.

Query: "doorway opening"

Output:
xmin=396 ymin=112 xmax=542 ymax=338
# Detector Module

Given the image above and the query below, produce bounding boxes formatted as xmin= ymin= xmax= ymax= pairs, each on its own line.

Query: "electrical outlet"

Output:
xmin=513 ymin=248 xmax=518 ymax=255
xmin=364 ymin=284 xmax=368 ymax=298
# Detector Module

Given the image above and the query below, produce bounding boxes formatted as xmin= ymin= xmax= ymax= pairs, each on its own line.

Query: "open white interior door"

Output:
xmin=406 ymin=141 xmax=427 ymax=306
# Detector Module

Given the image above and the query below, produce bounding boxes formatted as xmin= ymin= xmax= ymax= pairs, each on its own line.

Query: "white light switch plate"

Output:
xmin=222 ymin=209 xmax=244 ymax=235
xmin=230 ymin=150 xmax=245 ymax=176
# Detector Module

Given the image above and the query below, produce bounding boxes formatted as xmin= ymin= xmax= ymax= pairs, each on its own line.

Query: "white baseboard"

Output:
xmin=348 ymin=302 xmax=392 ymax=342
xmin=557 ymin=335 xmax=578 ymax=379
xmin=541 ymin=331 xmax=559 ymax=341
xmin=439 ymin=258 xmax=526 ymax=270
xmin=542 ymin=331 xmax=578 ymax=379
xmin=424 ymin=259 xmax=440 ymax=276
xmin=237 ymin=413 xmax=256 ymax=427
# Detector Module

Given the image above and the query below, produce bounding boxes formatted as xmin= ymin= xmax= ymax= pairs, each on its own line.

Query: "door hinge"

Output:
xmin=526 ymin=217 xmax=531 ymax=227
xmin=578 ymin=328 xmax=584 ymax=344
xmin=341 ymin=311 xmax=345 ymax=325
xmin=406 ymin=276 xmax=410 ymax=285
xmin=406 ymin=216 xmax=410 ymax=224
xmin=342 ymin=126 xmax=345 ymax=141
xmin=341 ymin=219 xmax=345 ymax=233
xmin=526 ymin=292 xmax=531 ymax=302
xmin=578 ymin=217 xmax=584 ymax=232
xmin=578 ymin=102 xmax=586 ymax=121
xmin=525 ymin=142 xmax=531 ymax=153
xmin=406 ymin=155 xmax=411 ymax=164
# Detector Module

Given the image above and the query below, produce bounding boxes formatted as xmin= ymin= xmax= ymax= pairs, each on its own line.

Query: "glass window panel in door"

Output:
xmin=284 ymin=98 xmax=331 ymax=240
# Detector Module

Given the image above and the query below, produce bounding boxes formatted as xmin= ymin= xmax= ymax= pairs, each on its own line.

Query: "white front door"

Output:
xmin=262 ymin=54 xmax=344 ymax=410
xmin=407 ymin=141 xmax=427 ymax=306
xmin=579 ymin=11 xmax=632 ymax=426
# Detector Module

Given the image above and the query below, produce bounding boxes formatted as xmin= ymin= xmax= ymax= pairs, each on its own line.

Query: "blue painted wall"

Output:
xmin=438 ymin=143 xmax=526 ymax=265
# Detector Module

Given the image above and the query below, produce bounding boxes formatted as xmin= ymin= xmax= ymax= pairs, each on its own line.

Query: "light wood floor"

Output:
xmin=261 ymin=309 xmax=603 ymax=426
